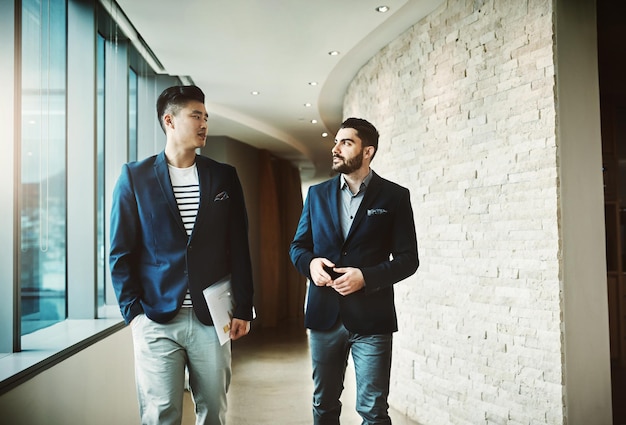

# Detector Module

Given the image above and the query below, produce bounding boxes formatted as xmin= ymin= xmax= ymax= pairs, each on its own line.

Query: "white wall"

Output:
xmin=0 ymin=328 xmax=137 ymax=425
xmin=555 ymin=0 xmax=613 ymax=422
xmin=342 ymin=0 xmax=611 ymax=423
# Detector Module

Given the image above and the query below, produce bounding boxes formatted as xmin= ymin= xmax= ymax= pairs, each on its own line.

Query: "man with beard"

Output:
xmin=290 ymin=117 xmax=419 ymax=424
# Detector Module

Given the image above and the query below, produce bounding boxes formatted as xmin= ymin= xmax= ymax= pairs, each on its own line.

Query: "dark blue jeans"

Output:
xmin=309 ymin=320 xmax=393 ymax=425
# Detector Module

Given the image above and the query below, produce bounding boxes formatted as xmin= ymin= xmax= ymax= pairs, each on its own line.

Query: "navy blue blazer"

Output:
xmin=290 ymin=172 xmax=419 ymax=335
xmin=109 ymin=151 xmax=254 ymax=325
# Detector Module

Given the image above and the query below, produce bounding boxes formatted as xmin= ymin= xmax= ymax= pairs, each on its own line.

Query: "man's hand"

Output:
xmin=230 ymin=318 xmax=250 ymax=341
xmin=330 ymin=267 xmax=365 ymax=296
xmin=309 ymin=257 xmax=336 ymax=287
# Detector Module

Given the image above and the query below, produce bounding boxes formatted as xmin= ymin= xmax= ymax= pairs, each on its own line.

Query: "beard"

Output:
xmin=332 ymin=149 xmax=364 ymax=174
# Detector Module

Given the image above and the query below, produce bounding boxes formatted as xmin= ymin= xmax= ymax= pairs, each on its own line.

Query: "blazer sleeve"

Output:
xmin=227 ymin=169 xmax=255 ymax=321
xmin=289 ymin=186 xmax=316 ymax=280
xmin=109 ymin=164 xmax=144 ymax=324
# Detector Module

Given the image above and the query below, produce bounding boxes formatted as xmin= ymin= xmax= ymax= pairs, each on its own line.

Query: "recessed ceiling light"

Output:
xmin=308 ymin=81 xmax=318 ymax=86
xmin=322 ymin=132 xmax=328 ymax=138
xmin=304 ymin=103 xmax=312 ymax=107
xmin=328 ymin=51 xmax=340 ymax=56
xmin=311 ymin=119 xmax=318 ymax=124
xmin=376 ymin=5 xmax=390 ymax=13
xmin=251 ymin=91 xmax=260 ymax=95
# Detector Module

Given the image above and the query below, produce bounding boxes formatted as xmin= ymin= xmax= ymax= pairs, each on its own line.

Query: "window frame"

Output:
xmin=0 ymin=0 xmax=18 ymax=355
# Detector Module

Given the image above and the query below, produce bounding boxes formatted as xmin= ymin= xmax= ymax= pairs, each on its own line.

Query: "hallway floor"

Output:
xmin=183 ymin=324 xmax=421 ymax=425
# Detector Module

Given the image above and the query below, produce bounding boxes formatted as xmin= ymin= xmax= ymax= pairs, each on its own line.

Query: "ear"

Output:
xmin=364 ymin=145 xmax=375 ymax=159
xmin=163 ymin=113 xmax=174 ymax=130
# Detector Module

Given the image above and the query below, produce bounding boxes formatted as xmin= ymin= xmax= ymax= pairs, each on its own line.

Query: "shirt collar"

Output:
xmin=340 ymin=169 xmax=373 ymax=191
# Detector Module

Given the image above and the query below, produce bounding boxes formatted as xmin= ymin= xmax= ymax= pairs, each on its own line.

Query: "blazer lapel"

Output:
xmin=154 ymin=151 xmax=187 ymax=236
xmin=192 ymin=156 xmax=214 ymax=237
xmin=326 ymin=175 xmax=343 ymax=242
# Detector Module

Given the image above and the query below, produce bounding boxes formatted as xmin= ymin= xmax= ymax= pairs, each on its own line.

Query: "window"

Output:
xmin=20 ymin=0 xmax=67 ymax=336
xmin=128 ymin=67 xmax=138 ymax=162
xmin=1 ymin=0 xmax=183 ymax=391
xmin=96 ymin=32 xmax=106 ymax=313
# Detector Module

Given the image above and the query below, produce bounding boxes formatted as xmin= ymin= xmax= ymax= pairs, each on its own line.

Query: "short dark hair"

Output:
xmin=156 ymin=85 xmax=205 ymax=132
xmin=340 ymin=117 xmax=379 ymax=159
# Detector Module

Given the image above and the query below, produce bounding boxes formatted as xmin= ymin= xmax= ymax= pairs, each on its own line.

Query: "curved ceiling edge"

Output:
xmin=318 ymin=0 xmax=445 ymax=134
xmin=206 ymin=101 xmax=313 ymax=160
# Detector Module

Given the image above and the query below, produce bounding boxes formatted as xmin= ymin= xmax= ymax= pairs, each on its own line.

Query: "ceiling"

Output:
xmin=115 ymin=0 xmax=442 ymax=181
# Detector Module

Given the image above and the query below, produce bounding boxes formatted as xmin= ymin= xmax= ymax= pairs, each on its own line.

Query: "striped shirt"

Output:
xmin=168 ymin=163 xmax=200 ymax=307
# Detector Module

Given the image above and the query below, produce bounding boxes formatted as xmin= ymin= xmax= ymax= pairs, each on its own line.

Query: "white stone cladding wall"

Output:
xmin=343 ymin=1 xmax=563 ymax=424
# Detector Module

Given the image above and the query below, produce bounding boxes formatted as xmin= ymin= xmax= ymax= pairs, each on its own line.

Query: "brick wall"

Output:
xmin=343 ymin=1 xmax=564 ymax=423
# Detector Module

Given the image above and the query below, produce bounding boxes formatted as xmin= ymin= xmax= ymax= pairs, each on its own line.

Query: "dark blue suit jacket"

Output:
xmin=290 ymin=172 xmax=418 ymax=335
xmin=109 ymin=151 xmax=254 ymax=325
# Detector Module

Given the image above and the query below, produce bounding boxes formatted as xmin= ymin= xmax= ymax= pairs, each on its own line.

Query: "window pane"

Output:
xmin=96 ymin=32 xmax=106 ymax=313
xmin=20 ymin=0 xmax=67 ymax=335
xmin=128 ymin=67 xmax=138 ymax=162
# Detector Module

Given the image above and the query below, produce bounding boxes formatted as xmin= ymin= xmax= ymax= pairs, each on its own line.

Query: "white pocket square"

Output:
xmin=214 ymin=191 xmax=229 ymax=201
xmin=367 ymin=208 xmax=388 ymax=216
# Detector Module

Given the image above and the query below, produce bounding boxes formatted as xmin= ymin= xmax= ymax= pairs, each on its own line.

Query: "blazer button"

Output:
xmin=188 ymin=245 xmax=193 ymax=251
xmin=342 ymin=251 xmax=347 ymax=256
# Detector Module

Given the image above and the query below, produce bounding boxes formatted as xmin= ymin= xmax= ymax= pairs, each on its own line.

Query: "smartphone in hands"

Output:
xmin=323 ymin=265 xmax=344 ymax=281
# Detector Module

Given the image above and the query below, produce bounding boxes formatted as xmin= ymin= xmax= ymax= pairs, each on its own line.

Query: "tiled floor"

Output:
xmin=183 ymin=324 xmax=421 ymax=424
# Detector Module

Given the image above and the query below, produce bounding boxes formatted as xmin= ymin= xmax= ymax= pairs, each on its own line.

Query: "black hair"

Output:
xmin=156 ymin=85 xmax=205 ymax=132
xmin=340 ymin=117 xmax=379 ymax=159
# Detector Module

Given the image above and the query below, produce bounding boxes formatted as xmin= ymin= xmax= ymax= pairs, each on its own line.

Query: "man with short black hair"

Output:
xmin=110 ymin=85 xmax=254 ymax=425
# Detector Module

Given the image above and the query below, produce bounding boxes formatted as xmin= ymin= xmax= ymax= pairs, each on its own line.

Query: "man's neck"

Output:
xmin=165 ymin=145 xmax=196 ymax=168
xmin=342 ymin=167 xmax=370 ymax=194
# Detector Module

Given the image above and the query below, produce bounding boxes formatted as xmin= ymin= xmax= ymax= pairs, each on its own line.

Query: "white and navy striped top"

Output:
xmin=168 ymin=163 xmax=200 ymax=307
